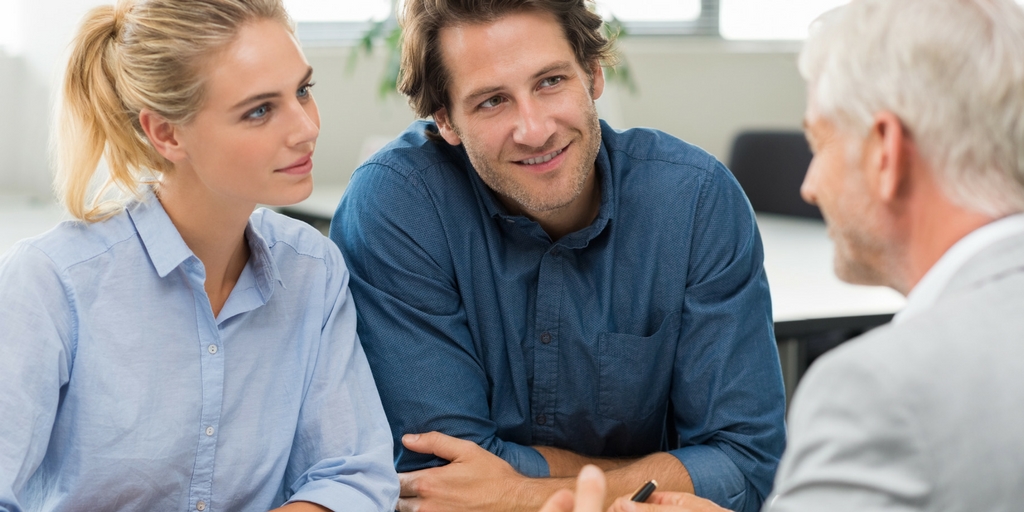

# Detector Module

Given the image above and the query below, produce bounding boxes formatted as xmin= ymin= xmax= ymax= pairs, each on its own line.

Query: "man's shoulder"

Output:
xmin=360 ymin=120 xmax=466 ymax=179
xmin=600 ymin=122 xmax=719 ymax=173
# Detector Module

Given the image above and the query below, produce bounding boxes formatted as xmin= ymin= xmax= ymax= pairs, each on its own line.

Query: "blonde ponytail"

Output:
xmin=54 ymin=0 xmax=292 ymax=222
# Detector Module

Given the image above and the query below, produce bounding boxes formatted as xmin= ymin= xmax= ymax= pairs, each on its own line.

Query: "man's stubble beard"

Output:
xmin=455 ymin=102 xmax=602 ymax=215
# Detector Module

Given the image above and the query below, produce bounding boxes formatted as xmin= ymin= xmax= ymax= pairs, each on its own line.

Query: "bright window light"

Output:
xmin=721 ymin=0 xmax=849 ymax=40
xmin=595 ymin=0 xmax=701 ymax=22
xmin=284 ymin=0 xmax=393 ymax=22
xmin=0 ymin=0 xmax=22 ymax=54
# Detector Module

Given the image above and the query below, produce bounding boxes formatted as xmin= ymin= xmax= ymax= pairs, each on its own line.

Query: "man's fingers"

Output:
xmin=402 ymin=431 xmax=477 ymax=461
xmin=398 ymin=470 xmax=423 ymax=497
xmin=647 ymin=492 xmax=731 ymax=511
xmin=573 ymin=465 xmax=606 ymax=512
xmin=396 ymin=497 xmax=422 ymax=512
xmin=538 ymin=489 xmax=576 ymax=512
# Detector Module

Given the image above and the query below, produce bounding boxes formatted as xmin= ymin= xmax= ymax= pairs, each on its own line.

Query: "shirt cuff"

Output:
xmin=287 ymin=478 xmax=395 ymax=512
xmin=671 ymin=444 xmax=748 ymax=511
xmin=499 ymin=442 xmax=550 ymax=478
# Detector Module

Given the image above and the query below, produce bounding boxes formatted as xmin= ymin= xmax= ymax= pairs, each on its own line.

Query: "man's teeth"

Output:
xmin=521 ymin=148 xmax=563 ymax=165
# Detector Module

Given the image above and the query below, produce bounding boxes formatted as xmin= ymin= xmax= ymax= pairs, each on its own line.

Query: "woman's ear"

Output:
xmin=139 ymin=109 xmax=186 ymax=163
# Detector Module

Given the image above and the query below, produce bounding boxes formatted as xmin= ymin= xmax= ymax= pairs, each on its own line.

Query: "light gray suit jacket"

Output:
xmin=765 ymin=232 xmax=1024 ymax=512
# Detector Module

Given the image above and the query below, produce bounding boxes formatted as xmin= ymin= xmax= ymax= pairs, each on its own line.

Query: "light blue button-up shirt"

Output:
xmin=0 ymin=192 xmax=398 ymax=511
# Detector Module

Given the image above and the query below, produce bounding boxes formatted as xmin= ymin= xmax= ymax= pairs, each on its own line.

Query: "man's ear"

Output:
xmin=588 ymin=61 xmax=605 ymax=101
xmin=866 ymin=111 xmax=911 ymax=204
xmin=434 ymin=107 xmax=462 ymax=146
xmin=138 ymin=108 xmax=187 ymax=163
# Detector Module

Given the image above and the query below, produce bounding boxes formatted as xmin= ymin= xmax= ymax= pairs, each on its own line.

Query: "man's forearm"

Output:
xmin=519 ymin=451 xmax=694 ymax=509
xmin=534 ymin=445 xmax=638 ymax=477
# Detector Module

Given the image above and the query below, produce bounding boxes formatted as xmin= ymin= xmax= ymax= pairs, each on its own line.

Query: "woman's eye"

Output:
xmin=298 ymin=82 xmax=315 ymax=99
xmin=247 ymin=104 xmax=270 ymax=120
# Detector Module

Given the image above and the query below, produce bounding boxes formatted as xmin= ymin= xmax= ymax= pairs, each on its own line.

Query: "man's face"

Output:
xmin=435 ymin=10 xmax=604 ymax=218
xmin=802 ymin=111 xmax=893 ymax=286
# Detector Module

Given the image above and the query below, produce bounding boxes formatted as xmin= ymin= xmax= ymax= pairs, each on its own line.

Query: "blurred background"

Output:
xmin=0 ymin=0 xmax=858 ymax=199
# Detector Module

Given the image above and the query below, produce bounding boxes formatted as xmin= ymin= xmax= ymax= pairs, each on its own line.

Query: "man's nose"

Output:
xmin=800 ymin=164 xmax=819 ymax=206
xmin=512 ymin=97 xmax=556 ymax=149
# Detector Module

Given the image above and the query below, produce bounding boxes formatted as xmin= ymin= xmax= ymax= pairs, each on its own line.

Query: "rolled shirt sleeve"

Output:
xmin=668 ymin=161 xmax=787 ymax=512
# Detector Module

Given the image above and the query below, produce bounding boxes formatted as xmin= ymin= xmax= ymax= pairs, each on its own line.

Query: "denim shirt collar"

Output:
xmin=126 ymin=189 xmax=283 ymax=300
xmin=460 ymin=124 xmax=617 ymax=248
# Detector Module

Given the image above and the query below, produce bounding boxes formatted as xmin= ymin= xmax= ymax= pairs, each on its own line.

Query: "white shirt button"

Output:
xmin=208 ymin=344 xmax=218 ymax=355
xmin=205 ymin=426 xmax=214 ymax=436
xmin=196 ymin=501 xmax=206 ymax=511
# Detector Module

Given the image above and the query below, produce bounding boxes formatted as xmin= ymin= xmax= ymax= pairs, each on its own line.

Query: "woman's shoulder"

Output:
xmin=248 ymin=208 xmax=344 ymax=267
xmin=4 ymin=211 xmax=138 ymax=273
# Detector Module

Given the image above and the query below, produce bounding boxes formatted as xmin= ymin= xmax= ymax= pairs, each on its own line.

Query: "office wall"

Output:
xmin=0 ymin=32 xmax=807 ymax=195
xmin=0 ymin=52 xmax=24 ymax=192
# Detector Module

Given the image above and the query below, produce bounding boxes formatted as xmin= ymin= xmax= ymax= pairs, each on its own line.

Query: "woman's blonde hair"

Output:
xmin=56 ymin=0 xmax=292 ymax=222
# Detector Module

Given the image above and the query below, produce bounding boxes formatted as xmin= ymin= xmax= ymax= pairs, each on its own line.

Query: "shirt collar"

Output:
xmin=127 ymin=189 xmax=195 ymax=278
xmin=243 ymin=218 xmax=284 ymax=299
xmin=127 ymin=190 xmax=283 ymax=297
xmin=893 ymin=212 xmax=1024 ymax=324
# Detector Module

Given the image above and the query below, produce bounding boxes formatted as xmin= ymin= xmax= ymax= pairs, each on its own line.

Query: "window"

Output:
xmin=595 ymin=0 xmax=700 ymax=22
xmin=284 ymin=0 xmax=392 ymax=22
xmin=0 ymin=0 xmax=22 ymax=54
xmin=720 ymin=0 xmax=848 ymax=40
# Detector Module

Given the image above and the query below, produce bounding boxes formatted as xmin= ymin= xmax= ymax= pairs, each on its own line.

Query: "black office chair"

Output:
xmin=727 ymin=130 xmax=822 ymax=220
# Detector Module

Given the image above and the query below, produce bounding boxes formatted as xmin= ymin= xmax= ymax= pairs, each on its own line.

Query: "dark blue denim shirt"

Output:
xmin=331 ymin=120 xmax=785 ymax=512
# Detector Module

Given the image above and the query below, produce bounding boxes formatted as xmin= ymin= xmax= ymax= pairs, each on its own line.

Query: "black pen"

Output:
xmin=630 ymin=480 xmax=658 ymax=503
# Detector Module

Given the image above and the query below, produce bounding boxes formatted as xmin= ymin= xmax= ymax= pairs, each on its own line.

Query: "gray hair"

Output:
xmin=799 ymin=0 xmax=1024 ymax=216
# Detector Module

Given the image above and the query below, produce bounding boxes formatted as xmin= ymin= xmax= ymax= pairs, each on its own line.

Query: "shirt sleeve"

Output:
xmin=0 ymin=243 xmax=75 ymax=512
xmin=667 ymin=162 xmax=787 ymax=512
xmin=764 ymin=340 xmax=927 ymax=512
xmin=283 ymin=242 xmax=400 ymax=511
xmin=330 ymin=163 xmax=550 ymax=478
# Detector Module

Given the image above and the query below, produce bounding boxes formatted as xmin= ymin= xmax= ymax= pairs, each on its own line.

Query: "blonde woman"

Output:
xmin=0 ymin=1 xmax=398 ymax=510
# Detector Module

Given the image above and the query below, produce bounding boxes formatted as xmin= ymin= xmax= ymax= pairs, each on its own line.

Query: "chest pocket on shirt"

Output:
xmin=597 ymin=315 xmax=680 ymax=422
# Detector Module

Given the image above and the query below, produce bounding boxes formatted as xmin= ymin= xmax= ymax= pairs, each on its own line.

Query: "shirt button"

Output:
xmin=540 ymin=332 xmax=552 ymax=344
xmin=196 ymin=501 xmax=206 ymax=511
xmin=208 ymin=344 xmax=218 ymax=355
xmin=536 ymin=414 xmax=547 ymax=425
xmin=205 ymin=426 xmax=214 ymax=436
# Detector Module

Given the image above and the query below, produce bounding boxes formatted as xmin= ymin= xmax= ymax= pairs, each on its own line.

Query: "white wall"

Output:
xmin=0 ymin=0 xmax=103 ymax=198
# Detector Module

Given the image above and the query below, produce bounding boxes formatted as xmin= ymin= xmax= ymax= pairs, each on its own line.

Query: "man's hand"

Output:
xmin=538 ymin=465 xmax=607 ymax=512
xmin=398 ymin=431 xmax=530 ymax=512
xmin=608 ymin=491 xmax=731 ymax=512
xmin=535 ymin=466 xmax=732 ymax=512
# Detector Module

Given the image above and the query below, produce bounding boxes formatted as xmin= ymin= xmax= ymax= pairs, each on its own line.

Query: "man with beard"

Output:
xmin=330 ymin=1 xmax=785 ymax=511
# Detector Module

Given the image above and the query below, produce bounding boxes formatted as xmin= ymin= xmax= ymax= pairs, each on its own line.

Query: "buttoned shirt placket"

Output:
xmin=531 ymin=244 xmax=564 ymax=446
xmin=183 ymin=257 xmax=226 ymax=512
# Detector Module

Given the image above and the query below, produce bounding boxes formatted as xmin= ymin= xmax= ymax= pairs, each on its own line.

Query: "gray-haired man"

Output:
xmin=540 ymin=0 xmax=1024 ymax=510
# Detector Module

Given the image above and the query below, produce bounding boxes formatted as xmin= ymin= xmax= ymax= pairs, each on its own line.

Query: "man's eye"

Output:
xmin=480 ymin=96 xmax=504 ymax=109
xmin=540 ymin=76 xmax=563 ymax=88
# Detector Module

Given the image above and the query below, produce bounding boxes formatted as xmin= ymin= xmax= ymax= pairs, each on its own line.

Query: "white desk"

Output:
xmin=758 ymin=213 xmax=904 ymax=323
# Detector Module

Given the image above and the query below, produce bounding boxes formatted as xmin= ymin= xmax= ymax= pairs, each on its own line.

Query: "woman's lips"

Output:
xmin=276 ymin=153 xmax=313 ymax=175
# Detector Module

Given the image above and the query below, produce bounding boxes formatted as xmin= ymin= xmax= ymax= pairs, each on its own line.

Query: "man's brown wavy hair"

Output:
xmin=398 ymin=0 xmax=617 ymax=119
